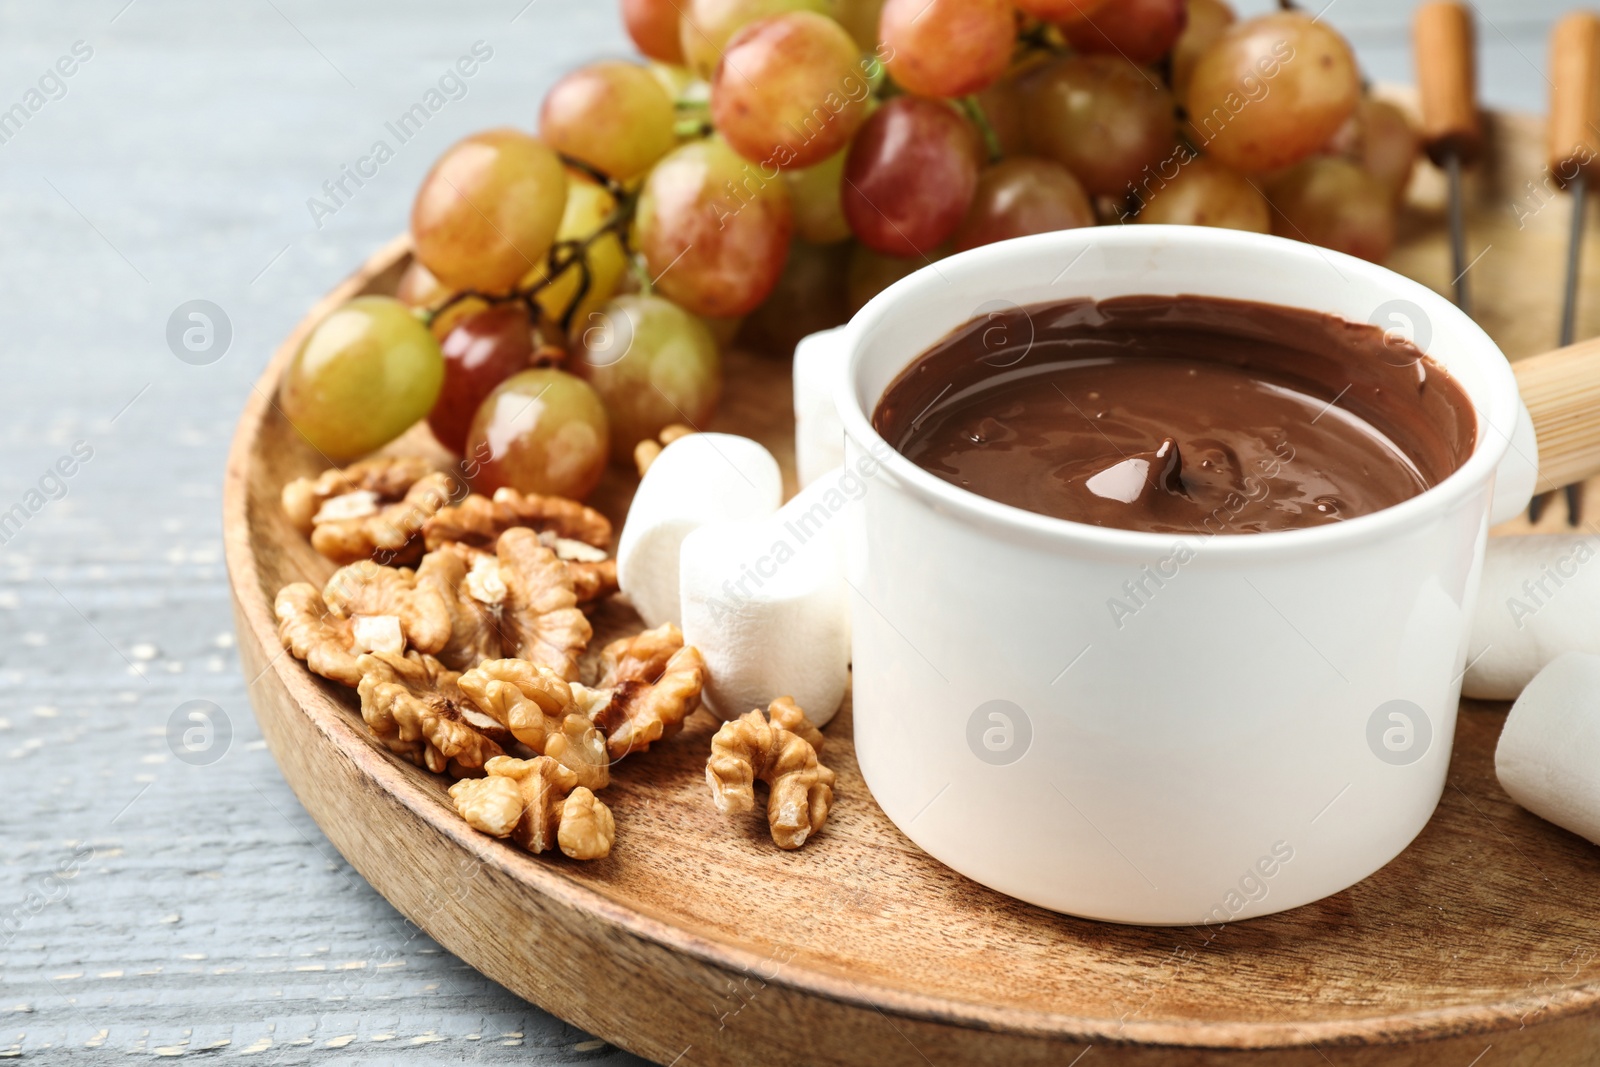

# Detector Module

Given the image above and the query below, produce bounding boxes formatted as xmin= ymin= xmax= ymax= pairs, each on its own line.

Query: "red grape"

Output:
xmin=1061 ymin=0 xmax=1188 ymax=66
xmin=411 ymin=129 xmax=568 ymax=293
xmin=1024 ymin=55 xmax=1177 ymax=197
xmin=972 ymin=72 xmax=1037 ymax=160
xmin=539 ymin=61 xmax=677 ymax=181
xmin=847 ymin=243 xmax=946 ymax=313
xmin=1012 ymin=0 xmax=1111 ymax=22
xmin=624 ymin=0 xmax=687 ymax=63
xmin=635 ymin=137 xmax=794 ymax=317
xmin=712 ymin=12 xmax=871 ymax=170
xmin=1135 ymin=154 xmax=1269 ymax=231
xmin=953 ymin=157 xmax=1095 ymax=251
xmin=465 ymin=369 xmax=610 ymax=500
xmin=1184 ymin=12 xmax=1359 ymax=174
xmin=1170 ymin=0 xmax=1235 ymax=101
xmin=842 ymin=96 xmax=983 ymax=256
xmin=880 ymin=0 xmax=1016 ymax=98
xmin=428 ymin=303 xmax=549 ymax=455
xmin=738 ymin=240 xmax=852 ymax=351
xmin=1265 ymin=157 xmax=1395 ymax=262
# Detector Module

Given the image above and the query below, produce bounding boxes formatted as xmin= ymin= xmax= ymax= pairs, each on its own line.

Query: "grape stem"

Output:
xmin=423 ymin=156 xmax=637 ymax=331
xmin=1015 ymin=22 xmax=1066 ymax=57
xmin=961 ymin=96 xmax=1004 ymax=164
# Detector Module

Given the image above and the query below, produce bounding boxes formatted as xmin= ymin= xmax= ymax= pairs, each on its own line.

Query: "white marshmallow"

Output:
xmin=1464 ymin=534 xmax=1600 ymax=700
xmin=1496 ymin=651 xmax=1600 ymax=846
xmin=616 ymin=433 xmax=783 ymax=628
xmin=680 ymin=468 xmax=855 ymax=726
xmin=793 ymin=327 xmax=849 ymax=489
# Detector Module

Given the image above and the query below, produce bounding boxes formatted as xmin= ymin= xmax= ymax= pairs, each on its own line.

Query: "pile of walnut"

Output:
xmin=273 ymin=456 xmax=833 ymax=859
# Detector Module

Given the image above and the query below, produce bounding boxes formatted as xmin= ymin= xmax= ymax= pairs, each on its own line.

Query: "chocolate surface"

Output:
xmin=873 ymin=295 xmax=1478 ymax=535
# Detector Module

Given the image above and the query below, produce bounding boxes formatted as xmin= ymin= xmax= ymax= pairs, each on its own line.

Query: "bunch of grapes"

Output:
xmin=280 ymin=0 xmax=1418 ymax=500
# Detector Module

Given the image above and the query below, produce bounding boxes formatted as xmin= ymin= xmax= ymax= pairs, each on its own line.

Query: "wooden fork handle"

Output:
xmin=1516 ymin=338 xmax=1600 ymax=488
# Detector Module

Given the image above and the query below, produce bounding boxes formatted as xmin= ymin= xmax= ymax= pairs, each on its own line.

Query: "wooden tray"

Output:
xmin=224 ymin=105 xmax=1600 ymax=1066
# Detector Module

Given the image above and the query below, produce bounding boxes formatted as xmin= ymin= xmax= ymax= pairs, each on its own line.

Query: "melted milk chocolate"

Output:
xmin=873 ymin=296 xmax=1478 ymax=535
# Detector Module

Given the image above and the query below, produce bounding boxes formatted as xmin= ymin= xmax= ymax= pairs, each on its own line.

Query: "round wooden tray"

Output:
xmin=225 ymin=104 xmax=1600 ymax=1066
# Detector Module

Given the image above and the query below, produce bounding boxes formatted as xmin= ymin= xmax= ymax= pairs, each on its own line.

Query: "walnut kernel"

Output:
xmin=323 ymin=560 xmax=452 ymax=655
xmin=281 ymin=456 xmax=437 ymax=535
xmin=311 ymin=471 xmax=457 ymax=566
xmin=355 ymin=651 xmax=502 ymax=775
xmin=274 ymin=583 xmax=361 ymax=687
xmin=706 ymin=700 xmax=835 ymax=850
xmin=422 ymin=487 xmax=612 ymax=553
xmin=448 ymin=755 xmax=603 ymax=856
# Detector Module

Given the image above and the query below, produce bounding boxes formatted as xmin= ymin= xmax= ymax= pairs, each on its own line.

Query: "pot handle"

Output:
xmin=793 ymin=326 xmax=851 ymax=489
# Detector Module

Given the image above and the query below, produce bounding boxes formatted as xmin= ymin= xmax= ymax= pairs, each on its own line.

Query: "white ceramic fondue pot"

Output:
xmin=819 ymin=225 xmax=1539 ymax=924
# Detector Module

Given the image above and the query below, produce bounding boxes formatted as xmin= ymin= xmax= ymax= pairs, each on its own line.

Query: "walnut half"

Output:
xmin=275 ymin=583 xmax=361 ymax=687
xmin=568 ymin=624 xmax=708 ymax=760
xmin=706 ymin=699 xmax=835 ymax=850
xmin=422 ymin=487 xmax=612 ymax=553
xmin=449 ymin=755 xmax=615 ymax=859
xmin=458 ymin=660 xmax=610 ymax=789
xmin=355 ymin=651 xmax=502 ymax=776
xmin=281 ymin=456 xmax=437 ymax=535
xmin=312 ymin=472 xmax=458 ymax=567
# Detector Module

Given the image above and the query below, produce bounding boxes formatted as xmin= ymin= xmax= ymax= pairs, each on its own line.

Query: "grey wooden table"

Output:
xmin=0 ymin=1 xmax=1563 ymax=1062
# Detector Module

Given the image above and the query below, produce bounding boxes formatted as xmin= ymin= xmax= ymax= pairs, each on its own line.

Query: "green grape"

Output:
xmin=624 ymin=0 xmax=687 ymax=63
xmin=521 ymin=171 xmax=629 ymax=332
xmin=847 ymin=242 xmax=946 ymax=314
xmin=881 ymin=0 xmax=1015 ymax=98
xmin=1136 ymin=155 xmax=1269 ymax=231
xmin=700 ymin=314 xmax=745 ymax=348
xmin=1329 ymin=97 xmax=1419 ymax=202
xmin=680 ymin=0 xmax=832 ymax=79
xmin=953 ymin=157 xmax=1096 ymax=251
xmin=279 ymin=296 xmax=445 ymax=462
xmin=1024 ymin=55 xmax=1178 ymax=198
xmin=464 ymin=368 xmax=610 ymax=500
xmin=738 ymin=240 xmax=852 ymax=352
xmin=577 ymin=294 xmax=722 ymax=454
xmin=1265 ymin=157 xmax=1395 ymax=262
xmin=1184 ymin=12 xmax=1359 ymax=174
xmin=712 ymin=12 xmax=870 ymax=171
xmin=411 ymin=129 xmax=569 ymax=293
xmin=831 ymin=0 xmax=886 ymax=49
xmin=635 ymin=137 xmax=794 ymax=318
xmin=783 ymin=148 xmax=852 ymax=244
xmin=539 ymin=60 xmax=678 ymax=182
xmin=648 ymin=61 xmax=703 ymax=103
xmin=1170 ymin=0 xmax=1236 ymax=102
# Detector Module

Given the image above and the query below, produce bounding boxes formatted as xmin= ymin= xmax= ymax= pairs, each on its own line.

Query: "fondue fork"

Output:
xmin=1415 ymin=1 xmax=1483 ymax=315
xmin=1530 ymin=11 xmax=1600 ymax=525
